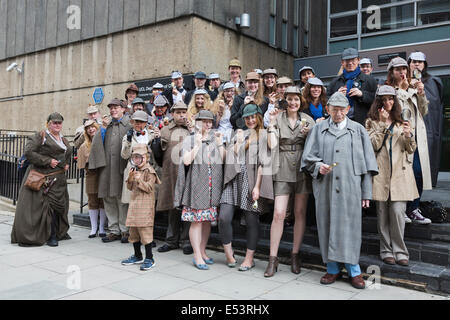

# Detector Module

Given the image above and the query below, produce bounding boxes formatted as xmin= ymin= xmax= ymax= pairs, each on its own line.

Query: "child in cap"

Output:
xmin=121 ymin=144 xmax=161 ymax=271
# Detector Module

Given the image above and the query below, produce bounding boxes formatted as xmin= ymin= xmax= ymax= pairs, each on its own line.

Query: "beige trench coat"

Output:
xmin=365 ymin=119 xmax=419 ymax=201
xmin=396 ymin=88 xmax=432 ymax=190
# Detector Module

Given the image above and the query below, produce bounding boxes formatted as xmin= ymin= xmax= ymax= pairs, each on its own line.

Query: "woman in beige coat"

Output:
xmin=385 ymin=57 xmax=431 ymax=225
xmin=366 ymin=85 xmax=418 ymax=266
xmin=77 ymin=120 xmax=107 ymax=238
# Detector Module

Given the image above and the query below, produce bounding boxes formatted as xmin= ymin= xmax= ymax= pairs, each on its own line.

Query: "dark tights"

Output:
xmin=219 ymin=204 xmax=260 ymax=251
xmin=133 ymin=241 xmax=153 ymax=260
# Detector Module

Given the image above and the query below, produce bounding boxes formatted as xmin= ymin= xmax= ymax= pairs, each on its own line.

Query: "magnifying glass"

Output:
xmin=401 ymin=108 xmax=412 ymax=122
xmin=413 ymin=69 xmax=422 ymax=81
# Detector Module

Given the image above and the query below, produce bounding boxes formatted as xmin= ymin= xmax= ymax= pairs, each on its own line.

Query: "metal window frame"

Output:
xmin=327 ymin=0 xmax=450 ymax=52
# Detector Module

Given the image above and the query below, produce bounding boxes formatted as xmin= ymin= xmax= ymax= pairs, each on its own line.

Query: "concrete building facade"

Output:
xmin=0 ymin=0 xmax=324 ymax=133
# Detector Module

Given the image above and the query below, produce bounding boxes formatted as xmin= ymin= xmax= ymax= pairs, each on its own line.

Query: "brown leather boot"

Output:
xmin=264 ymin=256 xmax=279 ymax=278
xmin=291 ymin=253 xmax=301 ymax=274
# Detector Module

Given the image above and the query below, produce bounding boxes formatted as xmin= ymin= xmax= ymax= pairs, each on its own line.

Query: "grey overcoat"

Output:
xmin=301 ymin=118 xmax=378 ymax=265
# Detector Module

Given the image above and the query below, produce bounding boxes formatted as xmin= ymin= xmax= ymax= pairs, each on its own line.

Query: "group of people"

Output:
xmin=10 ymin=49 xmax=444 ymax=289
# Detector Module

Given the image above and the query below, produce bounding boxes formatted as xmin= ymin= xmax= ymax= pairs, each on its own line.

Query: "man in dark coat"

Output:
xmin=327 ymin=48 xmax=378 ymax=126
xmin=408 ymin=51 xmax=444 ymax=187
xmin=163 ymin=71 xmax=189 ymax=107
xmin=184 ymin=71 xmax=215 ymax=105
xmin=89 ymin=98 xmax=132 ymax=243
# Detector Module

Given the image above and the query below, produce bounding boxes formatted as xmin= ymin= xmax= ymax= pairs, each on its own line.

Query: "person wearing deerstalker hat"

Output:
xmin=230 ymin=71 xmax=269 ymax=130
xmin=219 ymin=103 xmax=273 ymax=271
xmin=298 ymin=66 xmax=316 ymax=88
xmin=73 ymin=105 xmax=103 ymax=149
xmin=302 ymin=77 xmax=328 ymax=122
xmin=408 ymin=51 xmax=443 ymax=187
xmin=151 ymin=101 xmax=193 ymax=255
xmin=327 ymin=48 xmax=378 ymax=125
xmin=125 ymin=83 xmax=139 ymax=110
xmin=385 ymin=56 xmax=432 ymax=225
xmin=89 ymin=98 xmax=133 ymax=244
xmin=301 ymin=91 xmax=378 ymax=290
xmin=149 ymin=95 xmax=173 ymax=131
xmin=265 ymin=86 xmax=315 ymax=278
xmin=226 ymin=58 xmax=245 ymax=94
xmin=263 ymin=76 xmax=293 ymax=127
xmin=365 ymin=85 xmax=418 ymax=266
xmin=262 ymin=68 xmax=278 ymax=97
xmin=12 ymin=112 xmax=72 ymax=247
xmin=174 ymin=109 xmax=225 ymax=270
xmin=208 ymin=73 xmax=221 ymax=101
xmin=121 ymin=143 xmax=161 ymax=271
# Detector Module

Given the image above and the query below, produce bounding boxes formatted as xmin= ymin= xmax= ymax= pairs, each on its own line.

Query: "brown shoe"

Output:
xmin=264 ymin=256 xmax=279 ymax=278
xmin=349 ymin=275 xmax=366 ymax=289
xmin=320 ymin=272 xmax=342 ymax=285
xmin=291 ymin=253 xmax=301 ymax=274
xmin=382 ymin=257 xmax=395 ymax=265
xmin=396 ymin=259 xmax=409 ymax=266
xmin=102 ymin=233 xmax=121 ymax=243
xmin=121 ymin=232 xmax=129 ymax=243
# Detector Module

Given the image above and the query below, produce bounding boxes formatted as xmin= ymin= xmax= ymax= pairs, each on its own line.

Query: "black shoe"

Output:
xmin=183 ymin=246 xmax=194 ymax=255
xmin=150 ymin=241 xmax=156 ymax=248
xmin=88 ymin=234 xmax=97 ymax=239
xmin=47 ymin=236 xmax=58 ymax=247
xmin=98 ymin=233 xmax=107 ymax=238
xmin=121 ymin=233 xmax=129 ymax=244
xmin=59 ymin=234 xmax=71 ymax=241
xmin=157 ymin=244 xmax=177 ymax=253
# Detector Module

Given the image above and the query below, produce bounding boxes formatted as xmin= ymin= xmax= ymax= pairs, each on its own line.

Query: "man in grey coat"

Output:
xmin=301 ymin=92 xmax=378 ymax=290
xmin=89 ymin=98 xmax=132 ymax=243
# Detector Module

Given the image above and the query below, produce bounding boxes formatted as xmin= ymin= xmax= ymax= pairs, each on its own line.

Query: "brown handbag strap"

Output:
xmin=45 ymin=169 xmax=65 ymax=177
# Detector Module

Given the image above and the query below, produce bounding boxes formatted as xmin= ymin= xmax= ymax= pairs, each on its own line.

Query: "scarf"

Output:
xmin=343 ymin=67 xmax=361 ymax=116
xmin=309 ymin=103 xmax=323 ymax=121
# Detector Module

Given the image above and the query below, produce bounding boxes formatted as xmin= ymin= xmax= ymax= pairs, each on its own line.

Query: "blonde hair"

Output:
xmin=83 ymin=122 xmax=100 ymax=150
xmin=187 ymin=93 xmax=214 ymax=122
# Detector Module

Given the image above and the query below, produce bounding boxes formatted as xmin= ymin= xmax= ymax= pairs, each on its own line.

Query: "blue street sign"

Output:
xmin=93 ymin=87 xmax=104 ymax=104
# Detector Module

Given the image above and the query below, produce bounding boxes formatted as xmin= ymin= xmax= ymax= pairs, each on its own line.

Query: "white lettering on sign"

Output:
xmin=366 ymin=5 xmax=381 ymax=31
xmin=67 ymin=5 xmax=81 ymax=30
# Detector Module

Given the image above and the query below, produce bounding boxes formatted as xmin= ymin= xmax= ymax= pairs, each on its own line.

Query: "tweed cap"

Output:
xmin=409 ymin=52 xmax=426 ymax=61
xmin=108 ymin=98 xmax=122 ymax=108
xmin=284 ymin=86 xmax=302 ymax=96
xmin=171 ymin=71 xmax=183 ymax=79
xmin=171 ymin=101 xmax=188 ymax=111
xmin=341 ymin=48 xmax=359 ymax=60
xmin=194 ymin=71 xmax=207 ymax=79
xmin=277 ymin=76 xmax=293 ymax=85
xmin=154 ymin=95 xmax=170 ymax=107
xmin=152 ymin=83 xmax=164 ymax=90
xmin=327 ymin=92 xmax=349 ymax=107
xmin=376 ymin=85 xmax=397 ymax=96
xmin=222 ymin=82 xmax=235 ymax=90
xmin=132 ymin=97 xmax=145 ymax=105
xmin=196 ymin=110 xmax=214 ymax=121
xmin=307 ymin=77 xmax=324 ymax=87
xmin=86 ymin=105 xmax=99 ymax=114
xmin=299 ymin=66 xmax=315 ymax=76
xmin=194 ymin=88 xmax=208 ymax=95
xmin=131 ymin=111 xmax=149 ymax=122
xmin=360 ymin=58 xmax=373 ymax=65
xmin=263 ymin=68 xmax=278 ymax=77
xmin=47 ymin=112 xmax=64 ymax=122
xmin=131 ymin=143 xmax=149 ymax=156
xmin=242 ymin=104 xmax=263 ymax=118
xmin=83 ymin=119 xmax=97 ymax=128
xmin=229 ymin=58 xmax=241 ymax=68
xmin=245 ymin=71 xmax=260 ymax=81
xmin=209 ymin=73 xmax=220 ymax=79
xmin=387 ymin=57 xmax=408 ymax=71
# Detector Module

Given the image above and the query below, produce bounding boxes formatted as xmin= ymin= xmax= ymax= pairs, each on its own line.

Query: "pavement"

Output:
xmin=0 ymin=208 xmax=448 ymax=301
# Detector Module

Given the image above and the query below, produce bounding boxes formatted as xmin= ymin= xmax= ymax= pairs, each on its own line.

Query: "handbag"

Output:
xmin=24 ymin=169 xmax=64 ymax=191
xmin=420 ymin=201 xmax=448 ymax=223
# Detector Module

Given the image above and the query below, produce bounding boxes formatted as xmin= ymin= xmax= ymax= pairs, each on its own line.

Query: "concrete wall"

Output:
xmin=0 ymin=16 xmax=295 ymax=134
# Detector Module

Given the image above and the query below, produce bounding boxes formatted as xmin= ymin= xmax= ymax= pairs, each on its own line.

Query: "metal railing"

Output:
xmin=0 ymin=129 xmax=82 ymax=205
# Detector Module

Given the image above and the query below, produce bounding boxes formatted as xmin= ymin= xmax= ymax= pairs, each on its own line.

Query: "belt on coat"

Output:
xmin=279 ymin=144 xmax=299 ymax=152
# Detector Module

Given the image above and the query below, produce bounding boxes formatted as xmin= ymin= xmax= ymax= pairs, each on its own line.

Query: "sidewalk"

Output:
xmin=0 ymin=212 xmax=447 ymax=300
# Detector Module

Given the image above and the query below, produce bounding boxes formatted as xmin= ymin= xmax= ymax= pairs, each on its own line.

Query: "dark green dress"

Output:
xmin=11 ymin=131 xmax=72 ymax=246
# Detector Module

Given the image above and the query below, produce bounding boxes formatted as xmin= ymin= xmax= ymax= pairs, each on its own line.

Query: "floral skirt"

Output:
xmin=181 ymin=206 xmax=218 ymax=222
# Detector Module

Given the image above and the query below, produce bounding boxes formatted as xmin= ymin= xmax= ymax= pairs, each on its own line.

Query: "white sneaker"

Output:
xmin=407 ymin=209 xmax=431 ymax=225
xmin=404 ymin=213 xmax=412 ymax=224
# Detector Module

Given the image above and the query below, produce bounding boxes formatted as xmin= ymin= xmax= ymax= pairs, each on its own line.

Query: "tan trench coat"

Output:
xmin=365 ymin=119 xmax=419 ymax=201
xmin=125 ymin=163 xmax=161 ymax=227
xmin=77 ymin=141 xmax=100 ymax=194
xmin=156 ymin=122 xmax=190 ymax=211
xmin=396 ymin=88 xmax=432 ymax=190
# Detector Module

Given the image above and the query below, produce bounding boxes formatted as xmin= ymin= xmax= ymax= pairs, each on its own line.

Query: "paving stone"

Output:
xmin=0 ymin=280 xmax=77 ymax=300
xmin=34 ymin=254 xmax=110 ymax=274
xmin=158 ymin=287 xmax=231 ymax=300
xmin=60 ymin=287 xmax=141 ymax=300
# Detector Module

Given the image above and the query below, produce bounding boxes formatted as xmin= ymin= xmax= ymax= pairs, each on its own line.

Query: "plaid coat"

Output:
xmin=125 ymin=163 xmax=161 ymax=227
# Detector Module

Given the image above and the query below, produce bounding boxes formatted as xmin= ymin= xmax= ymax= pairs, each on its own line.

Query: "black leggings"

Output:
xmin=219 ymin=203 xmax=260 ymax=251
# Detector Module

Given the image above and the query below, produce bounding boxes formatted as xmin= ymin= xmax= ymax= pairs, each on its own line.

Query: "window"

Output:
xmin=270 ymin=0 xmax=277 ymax=46
xmin=282 ymin=0 xmax=288 ymax=50
xmin=418 ymin=0 xmax=450 ymax=25
xmin=330 ymin=0 xmax=358 ymax=14
xmin=362 ymin=3 xmax=415 ymax=34
xmin=293 ymin=27 xmax=299 ymax=56
xmin=331 ymin=15 xmax=358 ymax=37
xmin=294 ymin=0 xmax=300 ymax=26
xmin=362 ymin=0 xmax=396 ymax=8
